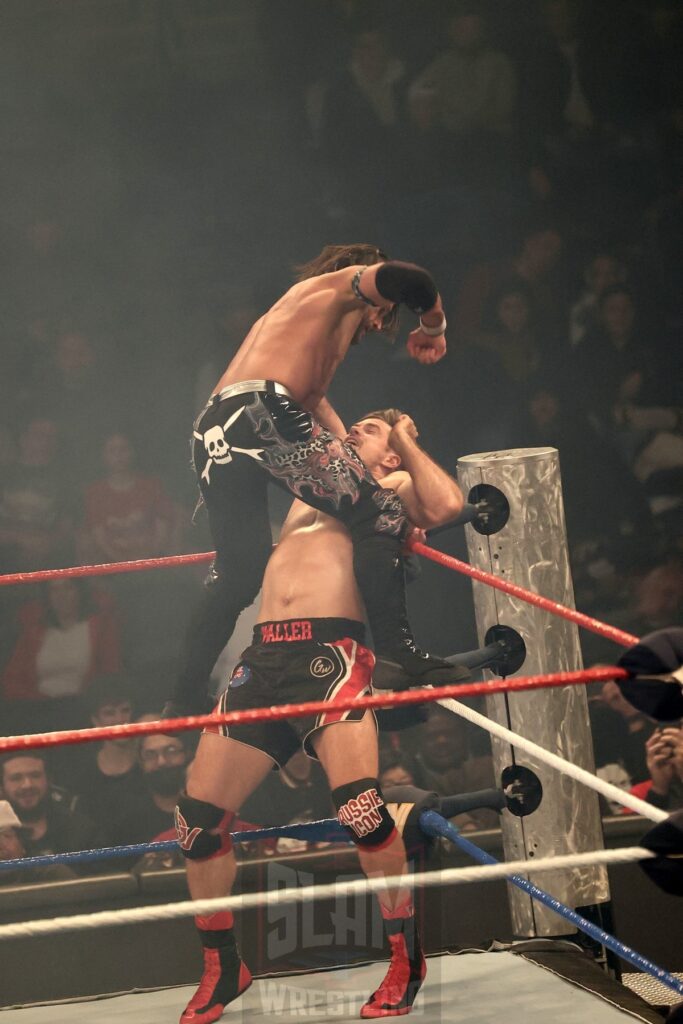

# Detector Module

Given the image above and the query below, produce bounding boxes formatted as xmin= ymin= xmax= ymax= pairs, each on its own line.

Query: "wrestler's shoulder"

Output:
xmin=288 ymin=266 xmax=368 ymax=296
xmin=380 ymin=470 xmax=411 ymax=491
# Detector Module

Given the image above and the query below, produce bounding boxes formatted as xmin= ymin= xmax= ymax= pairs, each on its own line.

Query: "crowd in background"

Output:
xmin=1 ymin=0 xmax=682 ymax=882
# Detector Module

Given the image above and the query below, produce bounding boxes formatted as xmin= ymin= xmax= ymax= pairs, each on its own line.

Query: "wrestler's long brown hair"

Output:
xmin=295 ymin=243 xmax=388 ymax=280
xmin=295 ymin=243 xmax=399 ymax=338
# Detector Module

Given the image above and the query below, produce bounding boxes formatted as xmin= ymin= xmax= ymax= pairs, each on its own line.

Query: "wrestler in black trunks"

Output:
xmin=205 ymin=617 xmax=376 ymax=767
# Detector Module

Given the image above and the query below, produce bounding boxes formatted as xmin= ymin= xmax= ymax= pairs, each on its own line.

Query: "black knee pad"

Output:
xmin=332 ymin=778 xmax=397 ymax=850
xmin=175 ymin=793 xmax=235 ymax=861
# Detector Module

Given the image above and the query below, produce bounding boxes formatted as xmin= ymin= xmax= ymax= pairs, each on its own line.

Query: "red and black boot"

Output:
xmin=361 ymin=902 xmax=426 ymax=1018
xmin=180 ymin=912 xmax=252 ymax=1024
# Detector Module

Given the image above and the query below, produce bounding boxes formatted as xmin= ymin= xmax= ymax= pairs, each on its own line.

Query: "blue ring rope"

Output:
xmin=0 ymin=818 xmax=349 ymax=872
xmin=4 ymin=806 xmax=680 ymax=998
xmin=418 ymin=809 xmax=683 ymax=997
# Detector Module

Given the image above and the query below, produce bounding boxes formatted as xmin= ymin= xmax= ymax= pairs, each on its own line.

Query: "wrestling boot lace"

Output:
xmin=180 ymin=923 xmax=252 ymax=1024
xmin=373 ymin=628 xmax=471 ymax=691
xmin=361 ymin=911 xmax=426 ymax=1018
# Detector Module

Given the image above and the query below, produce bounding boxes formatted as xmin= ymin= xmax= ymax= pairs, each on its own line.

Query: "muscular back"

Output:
xmin=213 ymin=270 xmax=366 ymax=409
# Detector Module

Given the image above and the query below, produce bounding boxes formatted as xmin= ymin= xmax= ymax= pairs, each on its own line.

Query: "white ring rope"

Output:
xmin=435 ymin=696 xmax=668 ymax=824
xmin=0 ymin=846 xmax=653 ymax=941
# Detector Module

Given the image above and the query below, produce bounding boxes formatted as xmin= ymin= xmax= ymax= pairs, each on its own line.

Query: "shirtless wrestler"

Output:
xmin=175 ymin=408 xmax=466 ymax=1023
xmin=168 ymin=243 xmax=460 ymax=717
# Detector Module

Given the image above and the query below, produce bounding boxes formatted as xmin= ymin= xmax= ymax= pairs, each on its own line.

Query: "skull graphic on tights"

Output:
xmin=203 ymin=425 xmax=231 ymax=464
xmin=194 ymin=404 xmax=264 ymax=484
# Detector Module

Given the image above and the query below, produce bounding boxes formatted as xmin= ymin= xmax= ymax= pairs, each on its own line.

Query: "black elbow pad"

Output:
xmin=375 ymin=261 xmax=438 ymax=314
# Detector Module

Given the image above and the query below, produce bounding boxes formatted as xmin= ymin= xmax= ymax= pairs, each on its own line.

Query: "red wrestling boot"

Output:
xmin=180 ymin=912 xmax=252 ymax=1024
xmin=360 ymin=901 xmax=426 ymax=1018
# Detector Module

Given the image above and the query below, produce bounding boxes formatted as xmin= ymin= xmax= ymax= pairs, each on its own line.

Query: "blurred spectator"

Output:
xmin=592 ymin=680 xmax=657 ymax=785
xmin=77 ymin=431 xmax=182 ymax=671
xmin=569 ymin=252 xmax=627 ymax=348
xmin=476 ymin=281 xmax=545 ymax=387
xmin=316 ymin=27 xmax=409 ymax=206
xmin=449 ymin=281 xmax=551 ymax=453
xmin=630 ymin=724 xmax=683 ymax=812
xmin=0 ymin=798 xmax=76 ymax=885
xmin=379 ymin=757 xmax=416 ymax=790
xmin=409 ymin=2 xmax=517 ymax=182
xmin=453 ymin=222 xmax=564 ymax=348
xmin=630 ymin=563 xmax=683 ymax=633
xmin=520 ymin=383 xmax=653 ymax=564
xmin=574 ymin=285 xmax=660 ymax=397
xmin=587 ymin=688 xmax=634 ymax=813
xmin=115 ymin=729 xmax=192 ymax=849
xmin=240 ymin=748 xmax=332 ymax=854
xmin=80 ymin=433 xmax=179 ymax=564
xmin=39 ymin=330 xmax=116 ymax=485
xmin=411 ymin=708 xmax=497 ymax=831
xmin=574 ymin=286 xmax=682 ymax=484
xmin=70 ymin=674 xmax=142 ymax=834
xmin=517 ymin=0 xmax=596 ymax=147
xmin=0 ymin=418 xmax=73 ymax=572
xmin=1 ymin=579 xmax=121 ymax=714
xmin=516 ymin=1 xmax=660 ymax=223
xmin=0 ymin=752 xmax=104 ymax=869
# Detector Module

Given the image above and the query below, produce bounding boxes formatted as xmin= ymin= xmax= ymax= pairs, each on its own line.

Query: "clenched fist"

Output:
xmin=406 ymin=328 xmax=446 ymax=364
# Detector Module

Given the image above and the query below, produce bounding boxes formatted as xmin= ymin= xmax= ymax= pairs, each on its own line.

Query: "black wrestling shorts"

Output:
xmin=204 ymin=617 xmax=376 ymax=768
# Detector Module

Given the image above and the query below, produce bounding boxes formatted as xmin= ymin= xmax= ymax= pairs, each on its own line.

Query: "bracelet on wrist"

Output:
xmin=419 ymin=315 xmax=447 ymax=337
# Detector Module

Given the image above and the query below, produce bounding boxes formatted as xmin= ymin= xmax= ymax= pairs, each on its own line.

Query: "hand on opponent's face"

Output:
xmin=389 ymin=414 xmax=418 ymax=450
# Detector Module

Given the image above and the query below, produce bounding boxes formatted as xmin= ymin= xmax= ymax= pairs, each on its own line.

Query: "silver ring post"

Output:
xmin=457 ymin=447 xmax=609 ymax=936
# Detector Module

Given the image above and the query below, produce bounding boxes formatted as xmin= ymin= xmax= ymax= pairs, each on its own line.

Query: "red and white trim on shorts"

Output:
xmin=205 ymin=689 xmax=230 ymax=738
xmin=314 ymin=638 xmax=376 ymax=730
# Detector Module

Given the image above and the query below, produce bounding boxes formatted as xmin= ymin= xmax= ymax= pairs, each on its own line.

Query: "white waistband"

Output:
xmin=212 ymin=380 xmax=292 ymax=402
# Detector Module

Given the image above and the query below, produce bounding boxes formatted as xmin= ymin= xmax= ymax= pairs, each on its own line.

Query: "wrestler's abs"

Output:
xmin=258 ymin=502 xmax=364 ymax=622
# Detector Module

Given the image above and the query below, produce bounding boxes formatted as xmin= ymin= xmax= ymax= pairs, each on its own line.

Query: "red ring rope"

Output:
xmin=407 ymin=540 xmax=639 ymax=648
xmin=0 ymin=542 xmax=638 ymax=648
xmin=0 ymin=552 xmax=213 ymax=587
xmin=0 ymin=665 xmax=628 ymax=754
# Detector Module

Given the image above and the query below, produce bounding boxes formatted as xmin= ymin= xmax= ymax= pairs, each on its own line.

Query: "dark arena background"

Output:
xmin=0 ymin=3 xmax=682 ymax=1023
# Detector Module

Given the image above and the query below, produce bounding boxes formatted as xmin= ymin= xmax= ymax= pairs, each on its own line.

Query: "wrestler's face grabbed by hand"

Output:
xmin=345 ymin=418 xmax=401 ymax=476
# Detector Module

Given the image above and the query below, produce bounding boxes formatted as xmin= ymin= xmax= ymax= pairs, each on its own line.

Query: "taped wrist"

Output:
xmin=175 ymin=793 xmax=235 ymax=861
xmin=332 ymin=777 xmax=398 ymax=850
xmin=375 ymin=261 xmax=438 ymax=315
